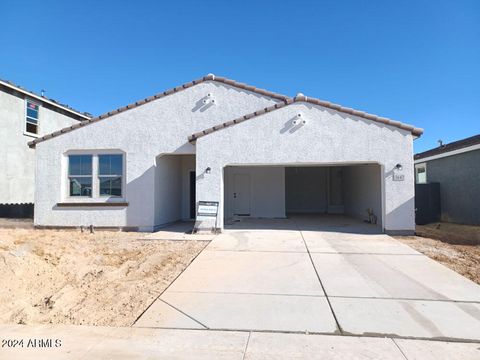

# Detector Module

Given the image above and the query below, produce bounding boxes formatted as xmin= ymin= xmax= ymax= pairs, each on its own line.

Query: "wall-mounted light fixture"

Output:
xmin=395 ymin=163 xmax=403 ymax=171
xmin=205 ymin=167 xmax=211 ymax=174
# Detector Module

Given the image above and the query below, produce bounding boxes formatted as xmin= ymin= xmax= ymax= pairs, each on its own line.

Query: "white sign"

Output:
xmin=194 ymin=201 xmax=219 ymax=234
xmin=393 ymin=174 xmax=405 ymax=181
xmin=197 ymin=202 xmax=219 ymax=216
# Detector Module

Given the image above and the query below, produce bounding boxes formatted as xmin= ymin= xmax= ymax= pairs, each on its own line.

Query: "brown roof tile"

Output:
xmin=188 ymin=94 xmax=423 ymax=142
xmin=28 ymin=74 xmax=288 ymax=148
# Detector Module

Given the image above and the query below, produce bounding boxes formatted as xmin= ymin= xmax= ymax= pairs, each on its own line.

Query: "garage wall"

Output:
xmin=285 ymin=167 xmax=327 ymax=213
xmin=224 ymin=166 xmax=285 ymax=219
xmin=343 ymin=164 xmax=382 ymax=224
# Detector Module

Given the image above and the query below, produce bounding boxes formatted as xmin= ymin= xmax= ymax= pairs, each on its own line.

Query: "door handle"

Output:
xmin=233 ymin=193 xmax=237 ymax=198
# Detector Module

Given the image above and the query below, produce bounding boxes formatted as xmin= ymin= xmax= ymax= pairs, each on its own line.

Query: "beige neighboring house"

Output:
xmin=0 ymin=79 xmax=90 ymax=217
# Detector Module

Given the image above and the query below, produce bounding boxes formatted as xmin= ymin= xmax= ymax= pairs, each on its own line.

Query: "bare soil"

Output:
xmin=396 ymin=235 xmax=480 ymax=285
xmin=0 ymin=228 xmax=206 ymax=326
xmin=416 ymin=222 xmax=480 ymax=245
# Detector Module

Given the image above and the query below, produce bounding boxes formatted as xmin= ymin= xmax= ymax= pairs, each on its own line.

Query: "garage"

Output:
xmin=223 ymin=164 xmax=383 ymax=229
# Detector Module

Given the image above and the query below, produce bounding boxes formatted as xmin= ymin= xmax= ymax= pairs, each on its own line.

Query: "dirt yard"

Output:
xmin=0 ymin=228 xmax=207 ymax=326
xmin=396 ymin=235 xmax=480 ymax=285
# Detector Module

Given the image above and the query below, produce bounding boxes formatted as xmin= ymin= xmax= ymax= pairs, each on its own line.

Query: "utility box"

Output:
xmin=415 ymin=183 xmax=441 ymax=225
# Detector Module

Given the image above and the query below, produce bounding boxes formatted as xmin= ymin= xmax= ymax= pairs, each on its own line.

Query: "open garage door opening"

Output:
xmin=224 ymin=164 xmax=383 ymax=231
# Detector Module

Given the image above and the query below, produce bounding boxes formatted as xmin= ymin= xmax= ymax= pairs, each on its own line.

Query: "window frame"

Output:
xmin=98 ymin=154 xmax=124 ymax=198
xmin=24 ymin=99 xmax=40 ymax=137
xmin=64 ymin=151 xmax=126 ymax=202
xmin=415 ymin=163 xmax=427 ymax=184
xmin=68 ymin=155 xmax=93 ymax=198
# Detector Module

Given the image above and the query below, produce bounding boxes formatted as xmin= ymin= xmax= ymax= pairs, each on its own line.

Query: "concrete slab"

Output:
xmin=145 ymin=221 xmax=216 ymax=241
xmin=394 ymin=338 xmax=480 ymax=360
xmin=303 ymin=231 xmax=419 ymax=254
xmin=330 ymin=297 xmax=480 ymax=341
xmin=244 ymin=332 xmax=405 ymax=360
xmin=312 ymin=253 xmax=480 ymax=301
xmin=167 ymin=250 xmax=324 ymax=296
xmin=133 ymin=299 xmax=206 ymax=329
xmin=208 ymin=230 xmax=306 ymax=252
xmin=83 ymin=327 xmax=248 ymax=359
xmin=161 ymin=292 xmax=338 ymax=332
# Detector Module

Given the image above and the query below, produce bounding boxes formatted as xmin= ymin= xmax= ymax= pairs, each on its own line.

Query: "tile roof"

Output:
xmin=188 ymin=93 xmax=424 ymax=142
xmin=0 ymin=78 xmax=91 ymax=119
xmin=414 ymin=134 xmax=480 ymax=160
xmin=28 ymin=74 xmax=288 ymax=148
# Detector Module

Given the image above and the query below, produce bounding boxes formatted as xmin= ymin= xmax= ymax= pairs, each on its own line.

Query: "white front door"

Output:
xmin=233 ymin=173 xmax=251 ymax=215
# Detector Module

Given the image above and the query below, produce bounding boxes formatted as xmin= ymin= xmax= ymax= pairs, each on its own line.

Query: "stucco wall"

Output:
xmin=0 ymin=90 xmax=80 ymax=205
xmin=343 ymin=164 xmax=382 ymax=223
xmin=196 ymin=102 xmax=415 ymax=232
xmin=34 ymin=82 xmax=278 ymax=230
xmin=421 ymin=149 xmax=480 ymax=225
xmin=224 ymin=166 xmax=285 ymax=219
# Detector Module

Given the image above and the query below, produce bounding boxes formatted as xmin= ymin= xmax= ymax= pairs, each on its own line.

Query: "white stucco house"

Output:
xmin=0 ymin=79 xmax=90 ymax=217
xmin=29 ymin=74 xmax=423 ymax=234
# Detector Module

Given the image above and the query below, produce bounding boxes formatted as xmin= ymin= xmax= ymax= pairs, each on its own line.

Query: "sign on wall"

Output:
xmin=193 ymin=201 xmax=219 ymax=233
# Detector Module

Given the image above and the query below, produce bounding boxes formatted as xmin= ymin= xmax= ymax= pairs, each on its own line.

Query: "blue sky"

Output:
xmin=1 ymin=0 xmax=478 ymax=153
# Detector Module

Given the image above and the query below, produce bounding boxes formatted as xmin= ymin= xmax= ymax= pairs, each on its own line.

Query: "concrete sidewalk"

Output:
xmin=0 ymin=325 xmax=479 ymax=359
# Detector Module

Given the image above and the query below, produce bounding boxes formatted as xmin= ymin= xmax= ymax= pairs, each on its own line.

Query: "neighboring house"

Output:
xmin=29 ymin=74 xmax=423 ymax=234
xmin=0 ymin=79 xmax=90 ymax=217
xmin=414 ymin=134 xmax=480 ymax=225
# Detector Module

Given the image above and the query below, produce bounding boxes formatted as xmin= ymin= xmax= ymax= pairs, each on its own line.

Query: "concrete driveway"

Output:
xmin=135 ymin=216 xmax=480 ymax=342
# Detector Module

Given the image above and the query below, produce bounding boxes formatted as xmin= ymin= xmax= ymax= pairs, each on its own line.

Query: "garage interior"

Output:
xmin=224 ymin=164 xmax=383 ymax=229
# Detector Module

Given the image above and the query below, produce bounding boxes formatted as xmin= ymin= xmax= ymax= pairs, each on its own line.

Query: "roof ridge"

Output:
xmin=188 ymin=94 xmax=423 ymax=142
xmin=0 ymin=79 xmax=91 ymax=119
xmin=28 ymin=74 xmax=288 ymax=148
xmin=414 ymin=134 xmax=480 ymax=160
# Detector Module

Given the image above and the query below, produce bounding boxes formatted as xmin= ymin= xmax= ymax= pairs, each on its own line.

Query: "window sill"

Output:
xmin=56 ymin=202 xmax=128 ymax=207
xmin=23 ymin=131 xmax=39 ymax=138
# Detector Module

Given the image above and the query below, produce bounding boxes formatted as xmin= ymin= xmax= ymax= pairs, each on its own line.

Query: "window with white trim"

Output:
xmin=68 ymin=155 xmax=93 ymax=197
xmin=25 ymin=100 xmax=39 ymax=135
xmin=98 ymin=154 xmax=123 ymax=197
xmin=67 ymin=153 xmax=124 ymax=198
xmin=415 ymin=163 xmax=427 ymax=184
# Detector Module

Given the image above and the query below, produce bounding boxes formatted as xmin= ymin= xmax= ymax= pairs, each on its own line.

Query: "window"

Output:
xmin=415 ymin=163 xmax=427 ymax=184
xmin=98 ymin=155 xmax=123 ymax=197
xmin=25 ymin=100 xmax=39 ymax=134
xmin=68 ymin=155 xmax=93 ymax=196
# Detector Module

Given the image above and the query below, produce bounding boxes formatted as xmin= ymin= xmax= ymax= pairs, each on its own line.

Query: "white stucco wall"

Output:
xmin=34 ymin=82 xmax=279 ymax=230
xmin=0 ymin=90 xmax=81 ymax=205
xmin=196 ymin=102 xmax=415 ymax=233
xmin=224 ymin=166 xmax=285 ymax=219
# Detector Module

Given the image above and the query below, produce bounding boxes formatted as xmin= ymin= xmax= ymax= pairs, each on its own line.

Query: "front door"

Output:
xmin=233 ymin=173 xmax=251 ymax=216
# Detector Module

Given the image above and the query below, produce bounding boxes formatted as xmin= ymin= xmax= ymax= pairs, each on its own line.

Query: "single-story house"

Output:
xmin=29 ymin=74 xmax=423 ymax=234
xmin=414 ymin=134 xmax=480 ymax=225
xmin=0 ymin=79 xmax=90 ymax=217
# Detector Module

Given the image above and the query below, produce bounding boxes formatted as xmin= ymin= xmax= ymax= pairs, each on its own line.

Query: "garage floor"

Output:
xmin=135 ymin=215 xmax=480 ymax=341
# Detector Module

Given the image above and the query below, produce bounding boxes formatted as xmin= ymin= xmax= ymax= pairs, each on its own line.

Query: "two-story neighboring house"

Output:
xmin=0 ymin=79 xmax=90 ymax=217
